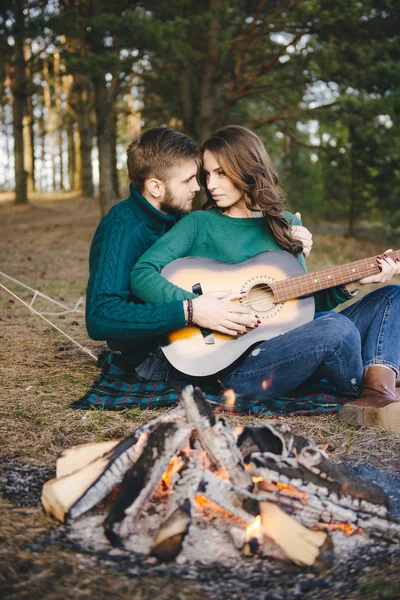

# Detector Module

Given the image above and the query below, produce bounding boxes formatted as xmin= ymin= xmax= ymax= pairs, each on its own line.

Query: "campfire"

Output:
xmin=41 ymin=386 xmax=400 ymax=567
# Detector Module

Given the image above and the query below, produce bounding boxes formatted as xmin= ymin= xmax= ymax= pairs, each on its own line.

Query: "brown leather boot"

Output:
xmin=338 ymin=366 xmax=400 ymax=433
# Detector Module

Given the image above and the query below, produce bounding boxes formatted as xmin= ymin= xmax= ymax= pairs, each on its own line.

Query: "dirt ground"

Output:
xmin=0 ymin=193 xmax=399 ymax=599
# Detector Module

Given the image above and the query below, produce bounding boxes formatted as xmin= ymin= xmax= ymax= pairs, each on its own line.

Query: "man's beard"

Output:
xmin=159 ymin=183 xmax=192 ymax=216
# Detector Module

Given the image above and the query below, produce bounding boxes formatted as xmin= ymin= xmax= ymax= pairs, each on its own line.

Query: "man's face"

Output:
xmin=159 ymin=159 xmax=200 ymax=215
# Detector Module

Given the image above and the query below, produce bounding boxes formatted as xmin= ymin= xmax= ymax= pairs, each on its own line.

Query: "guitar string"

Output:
xmin=251 ymin=254 xmax=395 ymax=293
xmin=243 ymin=253 xmax=395 ymax=304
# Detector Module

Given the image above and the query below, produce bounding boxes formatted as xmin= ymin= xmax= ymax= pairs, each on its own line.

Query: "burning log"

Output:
xmin=104 ymin=421 xmax=191 ymax=546
xmin=151 ymin=446 xmax=203 ymax=561
xmin=250 ymin=452 xmax=400 ymax=539
xmin=151 ymin=500 xmax=192 ymax=561
xmin=198 ymin=470 xmax=328 ymax=566
xmin=236 ymin=423 xmax=314 ymax=463
xmin=198 ymin=468 xmax=259 ymax=524
xmin=41 ymin=408 xmax=183 ymax=522
xmin=180 ymin=386 xmax=252 ymax=489
xmin=250 ymin=447 xmax=389 ymax=512
xmin=259 ymin=502 xmax=327 ymax=567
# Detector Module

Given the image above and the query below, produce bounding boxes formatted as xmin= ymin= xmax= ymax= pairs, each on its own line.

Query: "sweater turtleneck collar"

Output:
xmin=127 ymin=185 xmax=180 ymax=231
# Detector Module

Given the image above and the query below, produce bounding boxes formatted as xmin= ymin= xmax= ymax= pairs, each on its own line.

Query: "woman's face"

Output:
xmin=203 ymin=149 xmax=249 ymax=217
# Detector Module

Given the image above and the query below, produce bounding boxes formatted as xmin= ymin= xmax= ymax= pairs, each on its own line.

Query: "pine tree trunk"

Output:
xmin=110 ymin=96 xmax=119 ymax=198
xmin=93 ymin=75 xmax=116 ymax=216
xmin=74 ymin=125 xmax=82 ymax=194
xmin=181 ymin=65 xmax=196 ymax=139
xmin=42 ymin=57 xmax=57 ymax=191
xmin=12 ymin=0 xmax=28 ymax=204
xmin=347 ymin=128 xmax=357 ymax=237
xmin=54 ymin=49 xmax=64 ymax=190
xmin=66 ymin=119 xmax=76 ymax=191
xmin=23 ymin=43 xmax=35 ymax=192
xmin=63 ymin=74 xmax=76 ymax=191
xmin=126 ymin=83 xmax=141 ymax=140
xmin=76 ymin=75 xmax=94 ymax=197
xmin=199 ymin=0 xmax=221 ymax=142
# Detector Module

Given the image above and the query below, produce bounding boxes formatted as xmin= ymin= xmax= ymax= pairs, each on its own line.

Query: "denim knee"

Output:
xmin=380 ymin=284 xmax=400 ymax=303
xmin=316 ymin=313 xmax=361 ymax=351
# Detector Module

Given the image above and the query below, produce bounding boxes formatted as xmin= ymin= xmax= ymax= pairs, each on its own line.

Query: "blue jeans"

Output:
xmin=219 ymin=285 xmax=400 ymax=400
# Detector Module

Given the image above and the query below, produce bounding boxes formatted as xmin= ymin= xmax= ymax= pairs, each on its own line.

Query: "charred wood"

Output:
xmin=198 ymin=469 xmax=259 ymax=524
xmin=180 ymin=386 xmax=252 ymax=489
xmin=104 ymin=422 xmax=191 ymax=546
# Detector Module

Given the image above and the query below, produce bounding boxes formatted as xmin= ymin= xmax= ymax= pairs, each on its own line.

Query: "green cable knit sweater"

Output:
xmin=130 ymin=209 xmax=349 ymax=312
xmin=86 ymin=186 xmax=186 ymax=363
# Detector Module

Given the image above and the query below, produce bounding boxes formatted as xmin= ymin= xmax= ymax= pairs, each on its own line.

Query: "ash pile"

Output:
xmin=42 ymin=385 xmax=400 ymax=568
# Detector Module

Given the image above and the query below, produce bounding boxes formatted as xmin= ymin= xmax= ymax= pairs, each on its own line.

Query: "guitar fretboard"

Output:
xmin=270 ymin=250 xmax=400 ymax=303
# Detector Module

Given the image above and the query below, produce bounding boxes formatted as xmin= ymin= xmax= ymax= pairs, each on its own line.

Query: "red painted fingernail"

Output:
xmin=396 ymin=258 xmax=400 ymax=263
xmin=254 ymin=323 xmax=259 ymax=328
xmin=240 ymin=291 xmax=246 ymax=294
xmin=384 ymin=254 xmax=388 ymax=258
xmin=257 ymin=319 xmax=261 ymax=324
xmin=377 ymin=256 xmax=382 ymax=260
xmin=255 ymin=314 xmax=259 ymax=318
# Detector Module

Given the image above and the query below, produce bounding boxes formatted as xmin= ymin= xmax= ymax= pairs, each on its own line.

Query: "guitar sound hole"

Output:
xmin=247 ymin=284 xmax=275 ymax=313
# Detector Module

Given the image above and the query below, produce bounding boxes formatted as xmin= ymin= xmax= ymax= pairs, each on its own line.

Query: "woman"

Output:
xmin=130 ymin=125 xmax=400 ymax=432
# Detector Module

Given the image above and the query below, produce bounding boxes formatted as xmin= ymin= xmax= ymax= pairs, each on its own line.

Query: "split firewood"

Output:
xmin=259 ymin=501 xmax=327 ymax=567
xmin=236 ymin=424 xmax=314 ymax=463
xmin=56 ymin=440 xmax=121 ymax=478
xmin=297 ymin=446 xmax=389 ymax=507
xmin=250 ymin=453 xmax=400 ymax=539
xmin=151 ymin=446 xmax=203 ymax=561
xmin=41 ymin=408 xmax=184 ymax=522
xmin=198 ymin=469 xmax=259 ymax=524
xmin=104 ymin=422 xmax=192 ymax=546
xmin=180 ymin=386 xmax=253 ymax=489
xmin=151 ymin=500 xmax=192 ymax=561
xmin=250 ymin=448 xmax=389 ymax=512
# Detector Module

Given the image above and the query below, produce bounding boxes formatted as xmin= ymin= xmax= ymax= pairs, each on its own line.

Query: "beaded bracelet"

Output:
xmin=186 ymin=298 xmax=194 ymax=326
xmin=338 ymin=284 xmax=359 ymax=299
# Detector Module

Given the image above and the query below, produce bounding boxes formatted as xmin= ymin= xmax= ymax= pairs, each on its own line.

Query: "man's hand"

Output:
xmin=191 ymin=291 xmax=258 ymax=336
xmin=292 ymin=212 xmax=313 ymax=257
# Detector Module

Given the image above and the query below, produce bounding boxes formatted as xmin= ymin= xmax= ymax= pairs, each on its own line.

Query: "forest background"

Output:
xmin=1 ymin=4 xmax=400 ymax=597
xmin=1 ymin=0 xmax=400 ymax=235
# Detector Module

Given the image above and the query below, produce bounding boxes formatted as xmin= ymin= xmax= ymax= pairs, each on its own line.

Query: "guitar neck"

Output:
xmin=270 ymin=250 xmax=400 ymax=303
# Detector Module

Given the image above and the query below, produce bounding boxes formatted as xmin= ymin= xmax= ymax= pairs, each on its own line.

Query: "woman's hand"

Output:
xmin=344 ymin=250 xmax=400 ymax=293
xmin=292 ymin=212 xmax=313 ymax=257
xmin=359 ymin=250 xmax=400 ymax=285
xmin=190 ymin=291 xmax=258 ymax=336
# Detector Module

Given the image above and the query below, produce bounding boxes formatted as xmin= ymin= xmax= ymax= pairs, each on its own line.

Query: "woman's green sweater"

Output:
xmin=130 ymin=209 xmax=349 ymax=312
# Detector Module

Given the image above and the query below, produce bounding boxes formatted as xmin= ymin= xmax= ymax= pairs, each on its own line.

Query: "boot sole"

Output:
xmin=338 ymin=403 xmax=400 ymax=433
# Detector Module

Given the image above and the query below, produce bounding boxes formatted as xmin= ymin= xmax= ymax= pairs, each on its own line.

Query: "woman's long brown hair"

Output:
xmin=201 ymin=125 xmax=303 ymax=255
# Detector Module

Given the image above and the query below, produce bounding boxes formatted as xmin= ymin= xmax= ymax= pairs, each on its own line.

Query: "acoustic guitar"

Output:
xmin=160 ymin=249 xmax=400 ymax=376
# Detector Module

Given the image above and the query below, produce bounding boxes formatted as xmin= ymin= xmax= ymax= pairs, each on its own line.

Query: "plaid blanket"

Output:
xmin=70 ymin=351 xmax=349 ymax=417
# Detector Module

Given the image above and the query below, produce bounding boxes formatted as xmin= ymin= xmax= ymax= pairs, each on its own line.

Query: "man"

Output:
xmin=86 ymin=127 xmax=312 ymax=377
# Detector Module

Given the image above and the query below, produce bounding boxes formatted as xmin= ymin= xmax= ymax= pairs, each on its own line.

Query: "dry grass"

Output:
xmin=0 ymin=192 xmax=399 ymax=599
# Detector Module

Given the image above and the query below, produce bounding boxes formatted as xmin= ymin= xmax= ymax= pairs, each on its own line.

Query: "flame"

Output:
xmin=222 ymin=389 xmax=236 ymax=410
xmin=256 ymin=479 xmax=309 ymax=504
xmin=261 ymin=375 xmax=273 ymax=391
xmin=195 ymin=495 xmax=247 ymax=524
xmin=161 ymin=456 xmax=181 ymax=489
xmin=245 ymin=515 xmax=262 ymax=540
xmin=324 ymin=523 xmax=363 ymax=536
xmin=275 ymin=482 xmax=309 ymax=503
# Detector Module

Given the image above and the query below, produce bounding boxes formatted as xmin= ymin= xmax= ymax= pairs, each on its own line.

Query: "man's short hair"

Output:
xmin=127 ymin=128 xmax=200 ymax=193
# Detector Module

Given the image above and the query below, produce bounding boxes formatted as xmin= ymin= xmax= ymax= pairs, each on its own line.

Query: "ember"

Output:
xmin=42 ymin=385 xmax=400 ymax=567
